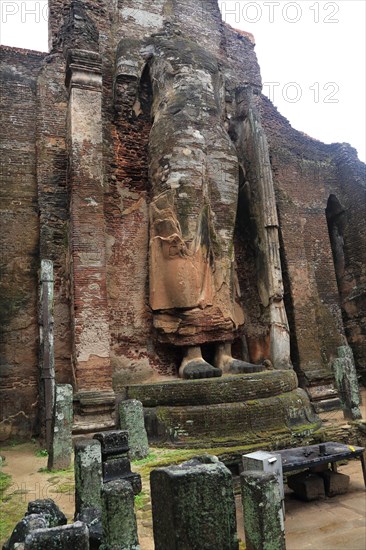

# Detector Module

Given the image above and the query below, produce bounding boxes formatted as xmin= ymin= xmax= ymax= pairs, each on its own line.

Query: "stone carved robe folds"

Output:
xmin=148 ymin=38 xmax=244 ymax=346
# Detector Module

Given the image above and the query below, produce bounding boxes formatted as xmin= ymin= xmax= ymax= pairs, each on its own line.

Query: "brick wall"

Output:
xmin=0 ymin=47 xmax=45 ymax=439
xmin=36 ymin=54 xmax=71 ymax=385
xmin=333 ymin=145 xmax=366 ymax=381
xmin=260 ymin=95 xmax=366 ymax=383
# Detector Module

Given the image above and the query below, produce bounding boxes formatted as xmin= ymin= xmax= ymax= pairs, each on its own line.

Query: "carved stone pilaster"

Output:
xmin=66 ymin=48 xmax=115 ymax=430
xmin=65 ymin=49 xmax=102 ymax=91
xmin=237 ymin=88 xmax=292 ymax=370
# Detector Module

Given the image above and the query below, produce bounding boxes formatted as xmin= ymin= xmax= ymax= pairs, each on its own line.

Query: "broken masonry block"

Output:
xmin=150 ymin=455 xmax=239 ymax=550
xmin=24 ymin=521 xmax=89 ymax=549
xmin=26 ymin=499 xmax=67 ymax=527
xmin=3 ymin=514 xmax=48 ymax=550
xmin=321 ymin=470 xmax=350 ymax=497
xmin=74 ymin=439 xmax=103 ymax=516
xmin=75 ymin=507 xmax=103 ymax=550
xmin=287 ymin=471 xmax=325 ymax=501
xmin=119 ymin=400 xmax=149 ymax=461
xmin=93 ymin=431 xmax=142 ymax=495
xmin=241 ymin=470 xmax=286 ymax=550
xmin=100 ymin=479 xmax=140 ymax=550
xmin=48 ymin=384 xmax=73 ymax=471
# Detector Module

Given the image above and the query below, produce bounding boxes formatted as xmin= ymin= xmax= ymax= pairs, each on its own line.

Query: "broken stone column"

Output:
xmin=3 ymin=514 xmax=48 ymax=550
xmin=38 ymin=259 xmax=55 ymax=450
xmin=75 ymin=507 xmax=103 ymax=550
xmin=48 ymin=384 xmax=73 ymax=470
xmin=93 ymin=431 xmax=142 ymax=494
xmin=119 ymin=400 xmax=149 ymax=460
xmin=24 ymin=521 xmax=89 ymax=549
xmin=333 ymin=345 xmax=362 ymax=420
xmin=242 ymin=450 xmax=284 ymax=517
xmin=100 ymin=480 xmax=140 ymax=550
xmin=241 ymin=471 xmax=286 ymax=550
xmin=4 ymin=498 xmax=67 ymax=549
xmin=150 ymin=455 xmax=238 ymax=550
xmin=74 ymin=439 xmax=103 ymax=515
xmin=26 ymin=499 xmax=67 ymax=527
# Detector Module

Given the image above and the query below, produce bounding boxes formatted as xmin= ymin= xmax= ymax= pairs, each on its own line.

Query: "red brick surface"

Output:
xmin=0 ymin=47 xmax=45 ymax=438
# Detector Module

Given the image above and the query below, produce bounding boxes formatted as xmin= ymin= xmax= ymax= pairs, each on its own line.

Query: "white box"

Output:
xmin=242 ymin=450 xmax=284 ymax=502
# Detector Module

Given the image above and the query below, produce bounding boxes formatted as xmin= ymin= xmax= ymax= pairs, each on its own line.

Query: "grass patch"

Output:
xmin=132 ymin=452 xmax=158 ymax=465
xmin=0 ymin=493 xmax=28 ymax=545
xmin=35 ymin=449 xmax=48 ymax=458
xmin=134 ymin=491 xmax=149 ymax=511
xmin=0 ymin=472 xmax=26 ymax=545
xmin=38 ymin=466 xmax=74 ymax=475
xmin=0 ymin=472 xmax=12 ymax=495
xmin=52 ymin=481 xmax=74 ymax=495
xmin=47 ymin=476 xmax=61 ymax=484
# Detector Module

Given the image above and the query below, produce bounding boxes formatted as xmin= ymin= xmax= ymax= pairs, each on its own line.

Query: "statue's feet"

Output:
xmin=179 ymin=345 xmax=222 ymax=379
xmin=223 ymin=358 xmax=266 ymax=374
xmin=214 ymin=343 xmax=266 ymax=375
xmin=180 ymin=359 xmax=222 ymax=380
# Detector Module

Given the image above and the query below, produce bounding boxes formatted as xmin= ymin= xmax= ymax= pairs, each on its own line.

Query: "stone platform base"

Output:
xmin=73 ymin=390 xmax=116 ymax=433
xmin=124 ymin=371 xmax=321 ymax=447
xmin=306 ymin=381 xmax=341 ymax=413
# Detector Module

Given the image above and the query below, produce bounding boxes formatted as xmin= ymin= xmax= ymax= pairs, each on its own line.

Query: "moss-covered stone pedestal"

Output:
xmin=124 ymin=371 xmax=321 ymax=448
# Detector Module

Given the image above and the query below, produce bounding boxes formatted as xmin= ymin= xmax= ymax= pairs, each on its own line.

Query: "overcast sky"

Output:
xmin=0 ymin=0 xmax=365 ymax=162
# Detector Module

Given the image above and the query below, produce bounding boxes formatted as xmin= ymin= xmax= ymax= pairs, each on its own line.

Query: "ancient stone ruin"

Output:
xmin=0 ymin=0 xmax=365 ymax=448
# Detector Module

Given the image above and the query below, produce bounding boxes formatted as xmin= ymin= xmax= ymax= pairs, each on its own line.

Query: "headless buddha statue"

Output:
xmin=147 ymin=37 xmax=260 ymax=379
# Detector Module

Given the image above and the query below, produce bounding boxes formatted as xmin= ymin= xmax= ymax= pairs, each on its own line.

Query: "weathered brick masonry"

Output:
xmin=36 ymin=53 xmax=71 ymax=386
xmin=260 ymin=97 xmax=366 ymax=390
xmin=0 ymin=47 xmax=45 ymax=438
xmin=0 ymin=0 xmax=365 ymax=439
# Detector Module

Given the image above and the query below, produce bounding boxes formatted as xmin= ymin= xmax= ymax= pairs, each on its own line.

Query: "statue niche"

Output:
xmin=116 ymin=32 xmax=287 ymax=379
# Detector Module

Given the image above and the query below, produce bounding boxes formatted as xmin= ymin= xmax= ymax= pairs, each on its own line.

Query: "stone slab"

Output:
xmin=333 ymin=346 xmax=362 ymax=420
xmin=24 ymin=521 xmax=89 ymax=549
xmin=144 ymin=388 xmax=320 ymax=445
xmin=313 ymin=398 xmax=341 ymax=413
